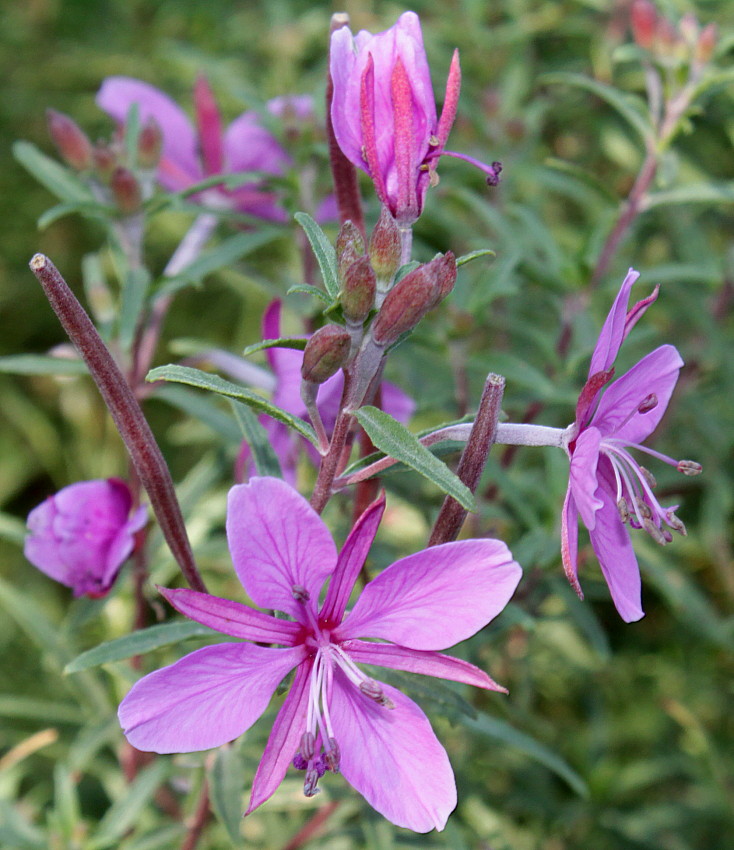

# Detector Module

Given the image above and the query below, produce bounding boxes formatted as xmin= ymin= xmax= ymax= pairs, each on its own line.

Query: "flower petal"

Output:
xmin=224 ymin=110 xmax=290 ymax=177
xmin=561 ymin=486 xmax=583 ymax=598
xmin=335 ymin=539 xmax=521 ymax=650
xmin=569 ymin=426 xmax=604 ymax=531
xmin=96 ymin=77 xmax=200 ymax=191
xmin=227 ymin=478 xmax=337 ymax=619
xmin=589 ymin=461 xmax=644 ymax=622
xmin=159 ymin=587 xmax=302 ymax=645
xmin=588 ymin=268 xmax=639 ymax=376
xmin=344 ymin=639 xmax=506 ymax=691
xmin=329 ymin=669 xmax=456 ymax=832
xmin=320 ymin=494 xmax=386 ymax=627
xmin=119 ymin=643 xmax=305 ymax=753
xmin=261 ymin=301 xmax=307 ymax=416
xmin=381 ymin=380 xmax=415 ymax=424
xmin=247 ymin=660 xmax=312 ymax=814
xmin=592 ymin=345 xmax=683 ymax=444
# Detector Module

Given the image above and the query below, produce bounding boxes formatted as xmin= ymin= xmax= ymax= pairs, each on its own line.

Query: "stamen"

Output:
xmin=359 ymin=679 xmax=395 ymax=709
xmin=303 ymin=766 xmax=322 ymax=797
xmin=637 ymin=394 xmax=658 ymax=414
xmin=617 ymin=497 xmax=630 ymax=523
xmin=666 ymin=511 xmax=687 ymax=536
xmin=636 ymin=499 xmax=652 ymax=521
xmin=324 ymin=737 xmax=341 ymax=773
xmin=643 ymin=518 xmax=668 ymax=546
xmin=639 ymin=466 xmax=657 ymax=489
xmin=292 ymin=584 xmax=310 ymax=602
xmin=300 ymin=732 xmax=315 ymax=761
xmin=677 ymin=459 xmax=702 ymax=476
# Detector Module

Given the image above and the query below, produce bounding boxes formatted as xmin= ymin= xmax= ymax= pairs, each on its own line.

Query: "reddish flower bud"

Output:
xmin=368 ymin=206 xmax=401 ymax=281
xmin=137 ymin=117 xmax=163 ymax=169
xmin=696 ymin=23 xmax=717 ymax=64
xmin=93 ymin=143 xmax=117 ymax=181
xmin=110 ymin=166 xmax=143 ymax=214
xmin=301 ymin=325 xmax=351 ymax=384
xmin=342 ymin=255 xmax=377 ymax=322
xmin=371 ymin=252 xmax=456 ymax=347
xmin=336 ymin=219 xmax=365 ymax=261
xmin=631 ymin=0 xmax=658 ymax=49
xmin=46 ymin=109 xmax=93 ymax=171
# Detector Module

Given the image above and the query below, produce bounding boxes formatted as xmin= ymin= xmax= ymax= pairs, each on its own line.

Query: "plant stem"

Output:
xmin=181 ymin=779 xmax=211 ymax=850
xmin=280 ymin=801 xmax=341 ymax=850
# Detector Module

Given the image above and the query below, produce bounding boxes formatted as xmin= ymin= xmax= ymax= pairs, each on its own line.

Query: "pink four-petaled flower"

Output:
xmin=119 ymin=477 xmax=521 ymax=831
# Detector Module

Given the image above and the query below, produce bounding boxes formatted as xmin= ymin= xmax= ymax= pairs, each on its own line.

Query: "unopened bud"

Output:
xmin=342 ymin=255 xmax=376 ymax=322
xmin=638 ymin=393 xmax=658 ymax=414
xmin=695 ymin=23 xmax=717 ymax=64
xmin=631 ymin=0 xmax=658 ymax=49
xmin=110 ymin=166 xmax=142 ymax=214
xmin=336 ymin=220 xmax=365 ymax=264
xmin=137 ymin=117 xmax=162 ymax=169
xmin=301 ymin=325 xmax=351 ymax=384
xmin=371 ymin=252 xmax=456 ymax=347
xmin=337 ymin=241 xmax=362 ymax=285
xmin=93 ymin=144 xmax=117 ymax=181
xmin=678 ymin=13 xmax=699 ymax=47
xmin=46 ymin=109 xmax=92 ymax=171
xmin=368 ymin=206 xmax=401 ymax=280
xmin=677 ymin=459 xmax=702 ymax=476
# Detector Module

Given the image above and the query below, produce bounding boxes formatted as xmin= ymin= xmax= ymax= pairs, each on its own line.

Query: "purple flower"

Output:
xmin=561 ymin=269 xmax=699 ymax=622
xmin=96 ymin=76 xmax=293 ymax=221
xmin=329 ymin=11 xmax=501 ymax=225
xmin=236 ymin=300 xmax=415 ymax=483
xmin=24 ymin=478 xmax=147 ymax=597
xmin=119 ymin=477 xmax=521 ymax=831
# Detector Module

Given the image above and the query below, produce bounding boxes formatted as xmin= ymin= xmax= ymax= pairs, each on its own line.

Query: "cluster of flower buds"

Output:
xmin=631 ymin=0 xmax=717 ymax=69
xmin=46 ymin=107 xmax=162 ymax=216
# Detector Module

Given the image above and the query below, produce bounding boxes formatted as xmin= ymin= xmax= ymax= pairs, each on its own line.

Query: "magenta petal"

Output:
xmin=588 ymin=269 xmax=639 ymax=377
xmin=227 ymin=478 xmax=337 ymax=620
xmin=589 ymin=462 xmax=644 ymax=622
xmin=224 ymin=111 xmax=289 ymax=177
xmin=592 ymin=345 xmax=683 ymax=444
xmin=320 ymin=494 xmax=386 ymax=626
xmin=381 ymin=380 xmax=415 ymax=424
xmin=96 ymin=77 xmax=200 ymax=190
xmin=329 ymin=26 xmax=367 ymax=170
xmin=569 ymin=427 xmax=604 ymax=531
xmin=561 ymin=487 xmax=583 ymax=598
xmin=247 ymin=660 xmax=312 ymax=814
xmin=105 ymin=503 xmax=147 ymax=586
xmin=329 ymin=670 xmax=456 ymax=832
xmin=119 ymin=643 xmax=305 ymax=753
xmin=261 ymin=301 xmax=307 ymax=416
xmin=335 ymin=539 xmax=521 ymax=650
xmin=159 ymin=587 xmax=302 ymax=645
xmin=345 ymin=639 xmax=506 ymax=692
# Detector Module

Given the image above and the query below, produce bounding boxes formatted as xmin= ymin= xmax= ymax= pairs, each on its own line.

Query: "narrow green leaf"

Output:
xmin=241 ymin=336 xmax=308 ymax=358
xmin=147 ymin=364 xmax=318 ymax=446
xmin=0 ymin=800 xmax=47 ymax=849
xmin=642 ymin=182 xmax=734 ymax=209
xmin=210 ymin=748 xmax=246 ymax=843
xmin=118 ymin=266 xmax=151 ymax=352
xmin=0 ymin=695 xmax=83 ymax=725
xmin=13 ymin=140 xmax=94 ymax=204
xmin=541 ymin=72 xmax=651 ymax=145
xmin=154 ymin=384 xmax=243 ymax=443
xmin=294 ymin=211 xmax=339 ymax=298
xmin=463 ymin=711 xmax=588 ymax=797
xmin=0 ymin=354 xmax=87 ymax=376
xmin=355 ymin=406 xmax=475 ymax=510
xmin=65 ymin=621 xmax=219 ymax=673
xmin=456 ymin=248 xmax=496 ymax=267
xmin=286 ymin=283 xmax=331 ymax=303
xmin=38 ymin=200 xmax=113 ymax=229
xmin=230 ymin=400 xmax=283 ymax=478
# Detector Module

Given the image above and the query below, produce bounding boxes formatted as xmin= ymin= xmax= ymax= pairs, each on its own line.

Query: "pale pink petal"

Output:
xmin=568 ymin=426 xmax=604 ymax=531
xmin=335 ymin=539 xmax=521 ymax=650
xmin=96 ymin=77 xmax=200 ymax=190
xmin=589 ymin=461 xmax=644 ymax=622
xmin=247 ymin=660 xmax=312 ymax=814
xmin=159 ymin=587 xmax=302 ymax=645
xmin=119 ymin=643 xmax=305 ymax=753
xmin=224 ymin=111 xmax=290 ymax=177
xmin=561 ymin=487 xmax=582 ymax=598
xmin=344 ymin=639 xmax=506 ymax=691
xmin=320 ymin=494 xmax=386 ymax=626
xmin=227 ymin=478 xmax=337 ymax=620
xmin=329 ymin=26 xmax=366 ymax=169
xmin=588 ymin=269 xmax=639 ymax=377
xmin=329 ymin=670 xmax=456 ymax=832
xmin=591 ymin=345 xmax=683 ymax=444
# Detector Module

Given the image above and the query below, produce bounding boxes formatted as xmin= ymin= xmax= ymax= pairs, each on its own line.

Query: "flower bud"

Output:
xmin=92 ymin=143 xmax=117 ymax=181
xmin=695 ymin=23 xmax=717 ymax=64
xmin=631 ymin=0 xmax=658 ymax=49
xmin=368 ymin=206 xmax=401 ymax=281
xmin=371 ymin=252 xmax=456 ymax=347
xmin=336 ymin=219 xmax=365 ymax=262
xmin=137 ymin=117 xmax=163 ymax=169
xmin=110 ymin=166 xmax=143 ymax=214
xmin=46 ymin=109 xmax=93 ymax=171
xmin=342 ymin=255 xmax=377 ymax=322
xmin=301 ymin=325 xmax=351 ymax=383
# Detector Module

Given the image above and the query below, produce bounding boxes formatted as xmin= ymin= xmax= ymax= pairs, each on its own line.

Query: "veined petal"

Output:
xmin=588 ymin=268 xmax=639 ymax=376
xmin=335 ymin=539 xmax=521 ymax=650
xmin=561 ymin=487 xmax=582 ymax=598
xmin=589 ymin=461 xmax=644 ymax=622
xmin=569 ymin=427 xmax=604 ymax=531
xmin=119 ymin=643 xmax=305 ymax=753
xmin=344 ymin=639 xmax=506 ymax=691
xmin=320 ymin=494 xmax=386 ymax=627
xmin=329 ymin=670 xmax=456 ymax=832
xmin=247 ymin=660 xmax=312 ymax=814
xmin=159 ymin=587 xmax=303 ymax=645
xmin=592 ymin=345 xmax=683 ymax=444
xmin=227 ymin=478 xmax=337 ymax=620
xmin=96 ymin=77 xmax=200 ymax=190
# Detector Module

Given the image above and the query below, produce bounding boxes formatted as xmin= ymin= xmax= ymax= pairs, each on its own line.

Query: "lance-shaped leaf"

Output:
xmin=13 ymin=141 xmax=95 ymax=204
xmin=355 ymin=406 xmax=475 ymax=510
xmin=294 ymin=212 xmax=339 ymax=298
xmin=241 ymin=336 xmax=308 ymax=358
xmin=147 ymin=364 xmax=318 ymax=447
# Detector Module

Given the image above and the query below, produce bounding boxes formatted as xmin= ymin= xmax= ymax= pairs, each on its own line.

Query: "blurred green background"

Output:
xmin=1 ymin=1 xmax=733 ymax=848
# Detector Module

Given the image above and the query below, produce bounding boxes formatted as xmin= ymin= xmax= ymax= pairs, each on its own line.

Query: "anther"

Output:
xmin=639 ymin=466 xmax=657 ymax=489
xmin=636 ymin=499 xmax=653 ymax=521
xmin=617 ymin=497 xmax=630 ymax=523
xmin=324 ymin=737 xmax=341 ymax=773
xmin=643 ymin=518 xmax=668 ymax=546
xmin=662 ymin=529 xmax=673 ymax=543
xmin=428 ymin=134 xmax=440 ymax=146
xmin=292 ymin=585 xmax=310 ymax=602
xmin=303 ymin=767 xmax=321 ymax=797
xmin=666 ymin=511 xmax=687 ymax=536
xmin=677 ymin=460 xmax=702 ymax=476
xmin=359 ymin=679 xmax=396 ymax=709
xmin=638 ymin=394 xmax=658 ymax=414
xmin=300 ymin=731 xmax=315 ymax=761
